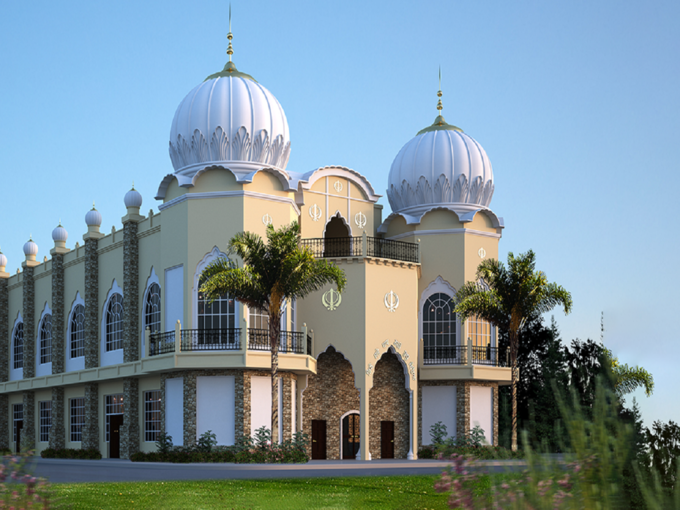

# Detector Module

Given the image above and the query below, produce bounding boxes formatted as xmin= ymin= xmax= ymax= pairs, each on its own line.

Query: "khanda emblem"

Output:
xmin=355 ymin=211 xmax=367 ymax=229
xmin=384 ymin=291 xmax=399 ymax=312
xmin=309 ymin=204 xmax=322 ymax=222
xmin=322 ymin=288 xmax=342 ymax=311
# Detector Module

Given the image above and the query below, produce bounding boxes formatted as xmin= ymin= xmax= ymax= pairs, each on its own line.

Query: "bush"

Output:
xmin=1 ymin=450 xmax=55 ymax=507
xmin=40 ymin=448 xmax=102 ymax=460
xmin=419 ymin=445 xmax=437 ymax=459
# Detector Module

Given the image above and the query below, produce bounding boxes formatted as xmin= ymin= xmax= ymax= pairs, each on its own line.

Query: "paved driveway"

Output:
xmin=31 ymin=458 xmax=527 ymax=484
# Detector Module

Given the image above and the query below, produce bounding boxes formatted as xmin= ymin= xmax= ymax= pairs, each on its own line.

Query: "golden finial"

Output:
xmin=227 ymin=4 xmax=233 ymax=62
xmin=92 ymin=201 xmax=96 ymax=210
xmin=437 ymin=66 xmax=443 ymax=115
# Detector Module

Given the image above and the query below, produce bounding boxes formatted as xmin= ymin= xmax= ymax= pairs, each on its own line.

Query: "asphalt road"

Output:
xmin=31 ymin=458 xmax=528 ymax=484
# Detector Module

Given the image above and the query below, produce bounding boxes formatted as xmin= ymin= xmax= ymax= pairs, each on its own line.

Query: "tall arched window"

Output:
xmin=39 ymin=314 xmax=52 ymax=364
xmin=105 ymin=294 xmax=124 ymax=351
xmin=249 ymin=306 xmax=269 ymax=330
xmin=422 ymin=293 xmax=456 ymax=347
xmin=144 ymin=283 xmax=161 ymax=334
xmin=70 ymin=304 xmax=85 ymax=358
xmin=13 ymin=323 xmax=23 ymax=369
xmin=197 ymin=276 xmax=235 ymax=329
xmin=467 ymin=316 xmax=493 ymax=347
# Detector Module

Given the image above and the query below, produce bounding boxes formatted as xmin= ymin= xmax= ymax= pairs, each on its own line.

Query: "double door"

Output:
xmin=342 ymin=413 xmax=360 ymax=459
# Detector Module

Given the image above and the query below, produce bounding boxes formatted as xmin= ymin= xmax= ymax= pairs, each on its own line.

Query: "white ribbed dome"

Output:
xmin=23 ymin=238 xmax=38 ymax=257
xmin=168 ymin=62 xmax=290 ymax=178
xmin=85 ymin=207 xmax=102 ymax=227
xmin=387 ymin=115 xmax=494 ymax=214
xmin=0 ymin=249 xmax=7 ymax=269
xmin=124 ymin=188 xmax=143 ymax=208
xmin=52 ymin=224 xmax=68 ymax=243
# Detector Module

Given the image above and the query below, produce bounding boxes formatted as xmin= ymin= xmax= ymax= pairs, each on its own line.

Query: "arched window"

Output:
xmin=422 ymin=293 xmax=456 ymax=347
xmin=467 ymin=316 xmax=493 ymax=347
xmin=13 ymin=323 xmax=23 ymax=369
xmin=249 ymin=306 xmax=269 ymax=330
xmin=197 ymin=276 xmax=235 ymax=330
xmin=39 ymin=314 xmax=52 ymax=364
xmin=105 ymin=294 xmax=124 ymax=352
xmin=70 ymin=304 xmax=85 ymax=358
xmin=144 ymin=283 xmax=161 ymax=334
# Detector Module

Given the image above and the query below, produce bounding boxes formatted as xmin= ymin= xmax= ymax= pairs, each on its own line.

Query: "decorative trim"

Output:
xmin=65 ymin=292 xmax=85 ymax=373
xmin=10 ymin=312 xmax=23 ymax=381
xmin=63 ymin=258 xmax=84 ymax=270
xmin=36 ymin=303 xmax=52 ymax=377
xmin=158 ymin=190 xmax=300 ymax=215
xmin=298 ymin=166 xmax=381 ymax=202
xmin=97 ymin=241 xmax=124 ymax=256
xmin=137 ymin=225 xmax=161 ymax=239
xmin=378 ymin=206 xmax=504 ymax=234
xmin=100 ymin=280 xmax=124 ymax=367
xmin=303 ymin=189 xmax=375 ymax=205
xmin=140 ymin=268 xmax=161 ymax=358
xmin=387 ymin=228 xmax=501 ymax=241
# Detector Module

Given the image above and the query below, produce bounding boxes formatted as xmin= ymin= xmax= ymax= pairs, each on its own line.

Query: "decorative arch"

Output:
xmin=298 ymin=166 xmax=381 ymax=202
xmin=66 ymin=292 xmax=85 ymax=372
xmin=36 ymin=302 xmax=53 ymax=377
xmin=378 ymin=205 xmax=505 ymax=234
xmin=192 ymin=246 xmax=239 ymax=331
xmin=10 ymin=312 xmax=23 ymax=381
xmin=419 ymin=276 xmax=460 ymax=349
xmin=322 ymin=211 xmax=353 ymax=238
xmin=315 ymin=344 xmax=361 ymax=391
xmin=141 ymin=267 xmax=161 ymax=357
xmin=100 ymin=279 xmax=124 ymax=367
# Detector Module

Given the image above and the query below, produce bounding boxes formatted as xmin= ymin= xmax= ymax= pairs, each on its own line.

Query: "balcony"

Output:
xmin=300 ymin=235 xmax=419 ymax=264
xmin=247 ymin=328 xmax=311 ymax=354
xmin=423 ymin=344 xmax=509 ymax=368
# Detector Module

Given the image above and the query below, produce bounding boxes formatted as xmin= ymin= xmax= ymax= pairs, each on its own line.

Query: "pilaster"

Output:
xmin=84 ymin=238 xmax=99 ymax=369
xmin=0 ymin=394 xmax=8 ymax=450
xmin=121 ymin=377 xmax=140 ymax=459
xmin=22 ymin=267 xmax=35 ymax=379
xmin=21 ymin=391 xmax=35 ymax=451
xmin=0 ymin=278 xmax=8 ymax=382
xmin=51 ymin=254 xmax=65 ymax=374
xmin=48 ymin=387 xmax=65 ymax=450
xmin=123 ymin=221 xmax=139 ymax=362
xmin=82 ymin=382 xmax=99 ymax=451
xmin=456 ymin=382 xmax=471 ymax=437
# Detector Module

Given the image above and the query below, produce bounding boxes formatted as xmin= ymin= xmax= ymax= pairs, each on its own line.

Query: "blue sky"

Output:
xmin=1 ymin=1 xmax=678 ymax=427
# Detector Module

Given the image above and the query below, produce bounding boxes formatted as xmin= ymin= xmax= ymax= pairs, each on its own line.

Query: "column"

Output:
xmin=282 ymin=375 xmax=292 ymax=442
xmin=407 ymin=389 xmax=418 ymax=460
xmin=0 ymin=274 xmax=8 ymax=383
xmin=22 ymin=266 xmax=36 ymax=379
xmin=122 ymin=218 xmax=140 ymax=363
xmin=0 ymin=395 xmax=8 ymax=451
xmin=121 ymin=377 xmax=140 ymax=459
xmin=21 ymin=391 xmax=35 ymax=451
xmin=49 ymin=387 xmax=65 ymax=450
xmin=360 ymin=382 xmax=371 ymax=461
xmin=82 ymin=382 xmax=99 ymax=451
xmin=50 ymin=253 xmax=66 ymax=374
xmin=84 ymin=238 xmax=100 ymax=369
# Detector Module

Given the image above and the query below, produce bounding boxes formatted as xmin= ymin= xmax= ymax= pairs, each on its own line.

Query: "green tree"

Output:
xmin=604 ymin=348 xmax=655 ymax=398
xmin=454 ymin=250 xmax=572 ymax=451
xmin=199 ymin=221 xmax=346 ymax=442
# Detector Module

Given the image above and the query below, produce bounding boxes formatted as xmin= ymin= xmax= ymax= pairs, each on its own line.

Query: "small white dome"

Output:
xmin=387 ymin=115 xmax=494 ymax=214
xmin=124 ymin=187 xmax=143 ymax=209
xmin=52 ymin=224 xmax=68 ymax=243
xmin=23 ymin=238 xmax=38 ymax=257
xmin=0 ymin=249 xmax=7 ymax=269
xmin=168 ymin=61 xmax=291 ymax=178
xmin=85 ymin=207 xmax=102 ymax=227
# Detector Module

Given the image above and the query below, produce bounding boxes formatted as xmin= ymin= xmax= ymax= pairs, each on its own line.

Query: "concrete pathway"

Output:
xmin=31 ymin=458 xmax=528 ymax=484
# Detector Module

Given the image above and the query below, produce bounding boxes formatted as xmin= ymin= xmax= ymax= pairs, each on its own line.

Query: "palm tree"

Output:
xmin=199 ymin=221 xmax=346 ymax=443
xmin=454 ymin=250 xmax=572 ymax=451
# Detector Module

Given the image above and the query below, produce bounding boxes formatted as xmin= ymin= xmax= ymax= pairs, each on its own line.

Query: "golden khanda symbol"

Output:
xmin=478 ymin=247 xmax=486 ymax=259
xmin=333 ymin=180 xmax=343 ymax=192
xmin=355 ymin=211 xmax=367 ymax=229
xmin=322 ymin=288 xmax=342 ymax=311
xmin=262 ymin=214 xmax=273 ymax=226
xmin=309 ymin=204 xmax=323 ymax=222
xmin=384 ymin=290 xmax=399 ymax=312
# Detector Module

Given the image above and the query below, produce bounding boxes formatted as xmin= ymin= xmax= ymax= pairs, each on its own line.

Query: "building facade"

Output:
xmin=0 ymin=37 xmax=509 ymax=460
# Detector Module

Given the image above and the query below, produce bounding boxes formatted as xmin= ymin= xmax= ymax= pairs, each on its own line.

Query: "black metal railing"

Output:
xmin=423 ymin=344 xmax=508 ymax=367
xmin=149 ymin=331 xmax=176 ymax=356
xmin=247 ymin=328 xmax=307 ymax=354
xmin=299 ymin=236 xmax=419 ymax=263
xmin=180 ymin=328 xmax=241 ymax=352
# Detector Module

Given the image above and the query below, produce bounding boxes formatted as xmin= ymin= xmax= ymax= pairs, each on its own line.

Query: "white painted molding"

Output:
xmin=298 ymin=166 xmax=381 ymax=202
xmin=100 ymin=280 xmax=124 ymax=367
xmin=378 ymin=206 xmax=504 ymax=234
xmin=36 ymin=302 xmax=53 ymax=377
xmin=140 ymin=267 xmax=161 ymax=358
xmin=387 ymin=228 xmax=502 ymax=241
xmin=157 ymin=190 xmax=301 ymax=216
xmin=418 ymin=276 xmax=460 ymax=347
xmin=66 ymin=292 xmax=85 ymax=373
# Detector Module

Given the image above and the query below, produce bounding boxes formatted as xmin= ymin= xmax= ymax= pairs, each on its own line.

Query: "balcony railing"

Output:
xmin=423 ymin=344 xmax=509 ymax=367
xmin=149 ymin=331 xmax=176 ymax=356
xmin=181 ymin=328 xmax=241 ymax=352
xmin=299 ymin=236 xmax=419 ymax=263
xmin=247 ymin=328 xmax=307 ymax=354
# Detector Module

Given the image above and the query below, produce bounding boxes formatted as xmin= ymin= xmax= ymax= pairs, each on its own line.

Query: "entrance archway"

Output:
xmin=341 ymin=412 xmax=361 ymax=459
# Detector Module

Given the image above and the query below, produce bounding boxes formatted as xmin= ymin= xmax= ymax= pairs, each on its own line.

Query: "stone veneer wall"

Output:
xmin=48 ymin=387 xmax=65 ymax=450
xmin=368 ymin=351 xmax=410 ymax=459
xmin=241 ymin=370 xmax=297 ymax=441
xmin=51 ymin=254 xmax=65 ymax=374
xmin=121 ymin=377 xmax=139 ymax=459
xmin=302 ymin=347 xmax=360 ymax=460
xmin=123 ymin=222 xmax=139 ymax=363
xmin=0 ymin=279 xmax=8 ymax=382
xmin=417 ymin=380 xmax=499 ymax=447
xmin=82 ymin=382 xmax=99 ymax=450
xmin=21 ymin=391 xmax=35 ymax=450
xmin=84 ymin=239 xmax=99 ymax=369
xmin=280 ymin=373 xmax=298 ymax=441
xmin=0 ymin=395 xmax=8 ymax=450
xmin=161 ymin=370 xmax=245 ymax=446
xmin=22 ymin=267 xmax=35 ymax=379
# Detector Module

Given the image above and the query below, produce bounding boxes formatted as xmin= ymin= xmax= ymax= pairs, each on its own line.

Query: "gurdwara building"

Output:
xmin=0 ymin=35 xmax=509 ymax=460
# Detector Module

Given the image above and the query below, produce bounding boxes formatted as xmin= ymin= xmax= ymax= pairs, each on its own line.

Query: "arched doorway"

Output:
xmin=324 ymin=214 xmax=351 ymax=257
xmin=342 ymin=412 xmax=361 ymax=459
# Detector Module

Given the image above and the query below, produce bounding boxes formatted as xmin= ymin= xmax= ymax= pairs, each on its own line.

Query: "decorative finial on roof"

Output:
xmin=92 ymin=201 xmax=96 ymax=210
xmin=131 ymin=181 xmax=136 ymax=191
xmin=58 ymin=218 xmax=62 ymax=227
xmin=227 ymin=4 xmax=233 ymax=62
xmin=437 ymin=67 xmax=443 ymax=116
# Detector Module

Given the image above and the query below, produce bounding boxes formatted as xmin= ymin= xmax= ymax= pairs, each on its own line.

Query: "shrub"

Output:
xmin=419 ymin=445 xmax=437 ymax=459
xmin=1 ymin=450 xmax=55 ymax=508
xmin=40 ymin=448 xmax=102 ymax=460
xmin=155 ymin=432 xmax=173 ymax=454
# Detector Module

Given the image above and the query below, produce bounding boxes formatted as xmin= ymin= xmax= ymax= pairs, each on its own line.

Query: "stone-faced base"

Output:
xmin=21 ymin=391 xmax=35 ymax=451
xmin=48 ymin=387 xmax=66 ymax=450
xmin=121 ymin=378 xmax=140 ymax=459
xmin=82 ymin=382 xmax=99 ymax=451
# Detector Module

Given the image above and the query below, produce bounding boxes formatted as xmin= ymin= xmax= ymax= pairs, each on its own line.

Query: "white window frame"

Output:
xmin=39 ymin=401 xmax=52 ymax=443
xmin=144 ymin=390 xmax=161 ymax=442
xmin=141 ymin=268 xmax=161 ymax=357
xmin=66 ymin=293 xmax=85 ymax=372
xmin=418 ymin=276 xmax=460 ymax=344
xmin=70 ymin=397 xmax=84 ymax=442
xmin=13 ymin=403 xmax=23 ymax=443
xmin=10 ymin=313 xmax=24 ymax=381
xmin=100 ymin=280 xmax=124 ymax=367
xmin=192 ymin=247 xmax=239 ymax=330
xmin=37 ymin=303 xmax=53 ymax=377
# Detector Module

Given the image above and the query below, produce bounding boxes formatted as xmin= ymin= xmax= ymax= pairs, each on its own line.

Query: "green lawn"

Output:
xmin=53 ymin=475 xmax=450 ymax=510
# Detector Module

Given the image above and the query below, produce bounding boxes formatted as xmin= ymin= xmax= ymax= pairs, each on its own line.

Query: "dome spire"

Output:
xmin=227 ymin=4 xmax=233 ymax=62
xmin=204 ymin=5 xmax=257 ymax=83
xmin=437 ymin=66 xmax=443 ymax=116
xmin=415 ymin=68 xmax=462 ymax=135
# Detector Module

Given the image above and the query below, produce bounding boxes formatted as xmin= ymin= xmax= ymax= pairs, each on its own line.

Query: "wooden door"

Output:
xmin=381 ymin=421 xmax=395 ymax=459
xmin=342 ymin=413 xmax=360 ymax=459
xmin=311 ymin=420 xmax=327 ymax=460
xmin=109 ymin=415 xmax=124 ymax=459
xmin=15 ymin=421 xmax=23 ymax=453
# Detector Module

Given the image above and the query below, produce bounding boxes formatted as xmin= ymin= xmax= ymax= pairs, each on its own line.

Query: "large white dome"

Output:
xmin=387 ymin=115 xmax=494 ymax=215
xmin=168 ymin=61 xmax=291 ymax=178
